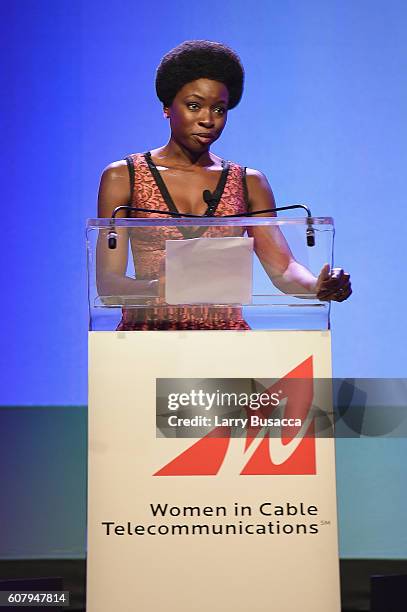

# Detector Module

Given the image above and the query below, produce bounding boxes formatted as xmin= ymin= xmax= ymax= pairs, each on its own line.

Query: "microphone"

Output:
xmin=107 ymin=230 xmax=118 ymax=249
xmin=306 ymin=221 xmax=315 ymax=247
xmin=203 ymin=189 xmax=217 ymax=216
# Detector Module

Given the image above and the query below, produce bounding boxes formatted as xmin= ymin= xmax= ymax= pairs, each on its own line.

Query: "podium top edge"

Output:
xmin=86 ymin=216 xmax=334 ymax=228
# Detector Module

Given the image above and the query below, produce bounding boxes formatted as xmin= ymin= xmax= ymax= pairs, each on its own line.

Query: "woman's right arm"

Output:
xmin=96 ymin=161 xmax=158 ymax=297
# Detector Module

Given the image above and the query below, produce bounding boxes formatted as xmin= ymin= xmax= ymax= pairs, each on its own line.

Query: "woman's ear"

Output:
xmin=163 ymin=106 xmax=170 ymax=119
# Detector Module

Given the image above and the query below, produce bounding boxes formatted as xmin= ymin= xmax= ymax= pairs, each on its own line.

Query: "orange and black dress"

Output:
xmin=117 ymin=152 xmax=250 ymax=330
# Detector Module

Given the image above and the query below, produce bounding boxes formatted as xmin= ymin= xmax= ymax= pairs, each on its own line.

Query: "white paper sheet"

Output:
xmin=165 ymin=236 xmax=253 ymax=305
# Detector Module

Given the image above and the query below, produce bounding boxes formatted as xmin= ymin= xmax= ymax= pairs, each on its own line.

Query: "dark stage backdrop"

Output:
xmin=1 ymin=0 xmax=406 ymax=560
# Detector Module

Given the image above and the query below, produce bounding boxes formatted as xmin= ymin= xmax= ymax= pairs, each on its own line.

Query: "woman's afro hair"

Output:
xmin=155 ymin=40 xmax=244 ymax=110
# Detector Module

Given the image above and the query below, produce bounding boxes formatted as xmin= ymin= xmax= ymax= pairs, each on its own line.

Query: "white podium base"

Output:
xmin=87 ymin=330 xmax=340 ymax=612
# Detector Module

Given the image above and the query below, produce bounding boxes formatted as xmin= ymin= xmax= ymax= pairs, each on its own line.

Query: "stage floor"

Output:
xmin=0 ymin=559 xmax=406 ymax=611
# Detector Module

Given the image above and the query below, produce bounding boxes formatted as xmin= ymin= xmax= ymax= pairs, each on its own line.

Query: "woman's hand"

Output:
xmin=316 ymin=263 xmax=352 ymax=302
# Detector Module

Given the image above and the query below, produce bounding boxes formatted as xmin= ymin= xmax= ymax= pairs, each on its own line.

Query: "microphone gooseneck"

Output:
xmin=106 ymin=203 xmax=316 ymax=249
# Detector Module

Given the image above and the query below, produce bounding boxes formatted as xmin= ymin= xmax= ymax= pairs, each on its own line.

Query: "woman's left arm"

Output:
xmin=245 ymin=168 xmax=352 ymax=301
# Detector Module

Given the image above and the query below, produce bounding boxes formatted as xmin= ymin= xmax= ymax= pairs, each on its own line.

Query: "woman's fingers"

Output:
xmin=316 ymin=268 xmax=352 ymax=301
xmin=335 ymin=285 xmax=352 ymax=301
xmin=318 ymin=277 xmax=350 ymax=296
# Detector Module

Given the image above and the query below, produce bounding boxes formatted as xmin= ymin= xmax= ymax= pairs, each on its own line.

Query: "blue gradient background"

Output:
xmin=1 ymin=0 xmax=406 ymax=559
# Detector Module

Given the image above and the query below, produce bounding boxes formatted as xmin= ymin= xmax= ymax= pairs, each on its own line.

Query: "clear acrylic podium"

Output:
xmin=86 ymin=216 xmax=341 ymax=612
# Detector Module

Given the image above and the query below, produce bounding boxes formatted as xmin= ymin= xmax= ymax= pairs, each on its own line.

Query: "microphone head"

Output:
xmin=203 ymin=189 xmax=216 ymax=216
xmin=108 ymin=231 xmax=117 ymax=249
xmin=306 ymin=234 xmax=315 ymax=247
xmin=306 ymin=228 xmax=315 ymax=247
xmin=203 ymin=189 xmax=213 ymax=204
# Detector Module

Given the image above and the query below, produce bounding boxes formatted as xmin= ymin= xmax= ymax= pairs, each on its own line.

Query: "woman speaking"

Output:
xmin=97 ymin=40 xmax=351 ymax=329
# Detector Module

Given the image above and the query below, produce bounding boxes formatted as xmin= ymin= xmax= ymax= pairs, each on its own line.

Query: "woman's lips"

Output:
xmin=193 ymin=133 xmax=215 ymax=145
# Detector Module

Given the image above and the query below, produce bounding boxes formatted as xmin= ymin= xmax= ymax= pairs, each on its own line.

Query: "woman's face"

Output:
xmin=164 ymin=78 xmax=229 ymax=153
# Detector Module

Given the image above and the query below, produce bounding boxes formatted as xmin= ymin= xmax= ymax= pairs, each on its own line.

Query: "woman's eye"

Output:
xmin=214 ymin=107 xmax=226 ymax=115
xmin=187 ymin=103 xmax=200 ymax=110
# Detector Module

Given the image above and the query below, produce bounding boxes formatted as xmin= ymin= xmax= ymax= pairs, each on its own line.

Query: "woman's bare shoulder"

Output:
xmin=245 ymin=167 xmax=269 ymax=181
xmin=101 ymin=159 xmax=129 ymax=181
xmin=245 ymin=167 xmax=273 ymax=192
xmin=243 ymin=167 xmax=275 ymax=210
xmin=98 ymin=159 xmax=132 ymax=217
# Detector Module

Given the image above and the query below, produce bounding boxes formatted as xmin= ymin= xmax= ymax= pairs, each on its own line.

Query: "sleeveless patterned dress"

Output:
xmin=117 ymin=152 xmax=250 ymax=330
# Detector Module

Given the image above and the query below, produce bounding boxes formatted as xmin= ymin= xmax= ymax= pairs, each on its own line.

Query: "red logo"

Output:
xmin=154 ymin=357 xmax=316 ymax=476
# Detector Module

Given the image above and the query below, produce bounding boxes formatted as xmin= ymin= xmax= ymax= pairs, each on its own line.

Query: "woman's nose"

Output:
xmin=198 ymin=109 xmax=215 ymax=127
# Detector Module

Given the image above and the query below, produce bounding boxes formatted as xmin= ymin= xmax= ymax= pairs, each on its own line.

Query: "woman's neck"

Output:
xmin=152 ymin=138 xmax=216 ymax=168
